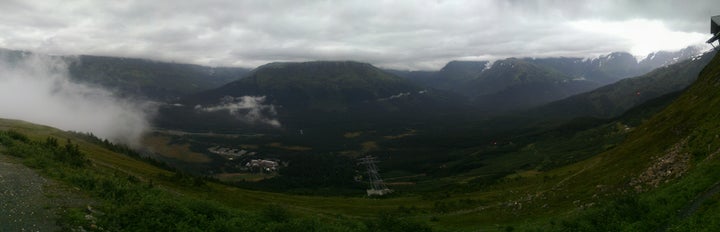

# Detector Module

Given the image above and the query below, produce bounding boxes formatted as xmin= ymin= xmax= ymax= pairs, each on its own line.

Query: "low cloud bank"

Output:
xmin=0 ymin=52 xmax=154 ymax=146
xmin=378 ymin=90 xmax=428 ymax=101
xmin=195 ymin=95 xmax=281 ymax=127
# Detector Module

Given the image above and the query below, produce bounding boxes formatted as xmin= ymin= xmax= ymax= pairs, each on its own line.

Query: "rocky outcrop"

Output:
xmin=630 ymin=139 xmax=691 ymax=192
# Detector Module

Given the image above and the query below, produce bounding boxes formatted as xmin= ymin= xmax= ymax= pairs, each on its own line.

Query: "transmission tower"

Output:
xmin=358 ymin=155 xmax=392 ymax=196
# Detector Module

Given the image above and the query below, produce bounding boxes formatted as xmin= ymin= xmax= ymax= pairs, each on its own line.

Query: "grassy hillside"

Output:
xmin=362 ymin=51 xmax=720 ymax=231
xmin=0 ymin=119 xmax=438 ymax=231
xmin=0 ymin=117 xmax=620 ymax=231
xmin=513 ymin=50 xmax=720 ymax=230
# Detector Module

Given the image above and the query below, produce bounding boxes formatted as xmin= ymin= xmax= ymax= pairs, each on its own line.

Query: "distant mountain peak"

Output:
xmin=256 ymin=60 xmax=376 ymax=70
xmin=638 ymin=45 xmax=709 ymax=68
xmin=440 ymin=60 xmax=489 ymax=72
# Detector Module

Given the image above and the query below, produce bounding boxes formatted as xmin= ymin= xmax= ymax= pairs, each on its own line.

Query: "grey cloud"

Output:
xmin=0 ymin=51 xmax=154 ymax=146
xmin=506 ymin=0 xmax=719 ymax=32
xmin=195 ymin=96 xmax=281 ymax=127
xmin=0 ymin=0 xmax=716 ymax=70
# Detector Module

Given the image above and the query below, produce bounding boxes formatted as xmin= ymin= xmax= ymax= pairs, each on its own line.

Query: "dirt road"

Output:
xmin=0 ymin=154 xmax=85 ymax=231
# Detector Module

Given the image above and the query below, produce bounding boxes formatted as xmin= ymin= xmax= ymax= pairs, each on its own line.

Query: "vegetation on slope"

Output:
xmin=0 ymin=121 xmax=433 ymax=231
xmin=523 ymin=51 xmax=720 ymax=231
xmin=0 ymin=49 xmax=249 ymax=102
xmin=68 ymin=55 xmax=249 ymax=101
xmin=158 ymin=61 xmax=466 ymax=132
xmin=188 ymin=61 xmax=423 ymax=109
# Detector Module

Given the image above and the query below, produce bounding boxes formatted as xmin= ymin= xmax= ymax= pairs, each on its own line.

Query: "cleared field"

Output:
xmin=142 ymin=134 xmax=212 ymax=163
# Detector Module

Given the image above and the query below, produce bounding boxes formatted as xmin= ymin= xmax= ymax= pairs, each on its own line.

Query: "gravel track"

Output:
xmin=0 ymin=154 xmax=90 ymax=232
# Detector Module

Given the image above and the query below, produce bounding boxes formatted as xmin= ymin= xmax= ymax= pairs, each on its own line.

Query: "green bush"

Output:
xmin=365 ymin=213 xmax=432 ymax=232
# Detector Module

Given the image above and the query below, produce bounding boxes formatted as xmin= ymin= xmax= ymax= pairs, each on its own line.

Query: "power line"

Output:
xmin=358 ymin=155 xmax=392 ymax=196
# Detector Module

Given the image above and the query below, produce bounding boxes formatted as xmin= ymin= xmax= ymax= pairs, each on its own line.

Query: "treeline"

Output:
xmin=70 ymin=131 xmax=174 ymax=171
xmin=71 ymin=131 xmax=218 ymax=187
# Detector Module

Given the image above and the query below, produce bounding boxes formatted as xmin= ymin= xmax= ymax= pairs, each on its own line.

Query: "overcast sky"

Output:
xmin=0 ymin=0 xmax=717 ymax=70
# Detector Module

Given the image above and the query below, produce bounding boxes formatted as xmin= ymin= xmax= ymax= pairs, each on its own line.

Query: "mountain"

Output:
xmin=638 ymin=45 xmax=707 ymax=68
xmin=0 ymin=48 xmax=250 ymax=102
xmin=527 ymin=50 xmax=716 ymax=120
xmin=159 ymin=61 xmax=466 ymax=131
xmin=384 ymin=69 xmax=437 ymax=85
xmin=382 ymin=50 xmax=720 ymax=231
xmin=526 ymin=46 xmax=708 ymax=85
xmin=392 ymin=46 xmax=707 ymax=112
xmin=67 ymin=55 xmax=250 ymax=101
xmin=186 ymin=61 xmax=422 ymax=110
xmin=461 ymin=59 xmax=572 ymax=96
xmin=467 ymin=58 xmax=600 ymax=111
xmin=393 ymin=59 xmax=600 ymax=111
xmin=522 ymin=52 xmax=637 ymax=84
xmin=390 ymin=61 xmax=490 ymax=91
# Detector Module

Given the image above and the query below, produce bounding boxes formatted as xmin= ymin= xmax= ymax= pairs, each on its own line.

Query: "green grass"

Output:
xmin=0 ymin=116 xmax=601 ymax=231
xmin=507 ymin=50 xmax=720 ymax=231
xmin=0 ymin=120 xmax=437 ymax=231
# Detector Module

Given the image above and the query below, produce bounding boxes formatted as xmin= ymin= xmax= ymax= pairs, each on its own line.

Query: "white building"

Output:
xmin=245 ymin=159 xmax=279 ymax=172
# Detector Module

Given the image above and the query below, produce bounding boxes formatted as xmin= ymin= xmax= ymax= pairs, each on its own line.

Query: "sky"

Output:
xmin=0 ymin=0 xmax=717 ymax=70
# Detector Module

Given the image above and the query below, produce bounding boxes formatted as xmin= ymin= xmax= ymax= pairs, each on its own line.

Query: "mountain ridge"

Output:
xmin=158 ymin=60 xmax=467 ymax=131
xmin=0 ymin=48 xmax=251 ymax=101
xmin=391 ymin=46 xmax=707 ymax=112
xmin=526 ymin=50 xmax=717 ymax=120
